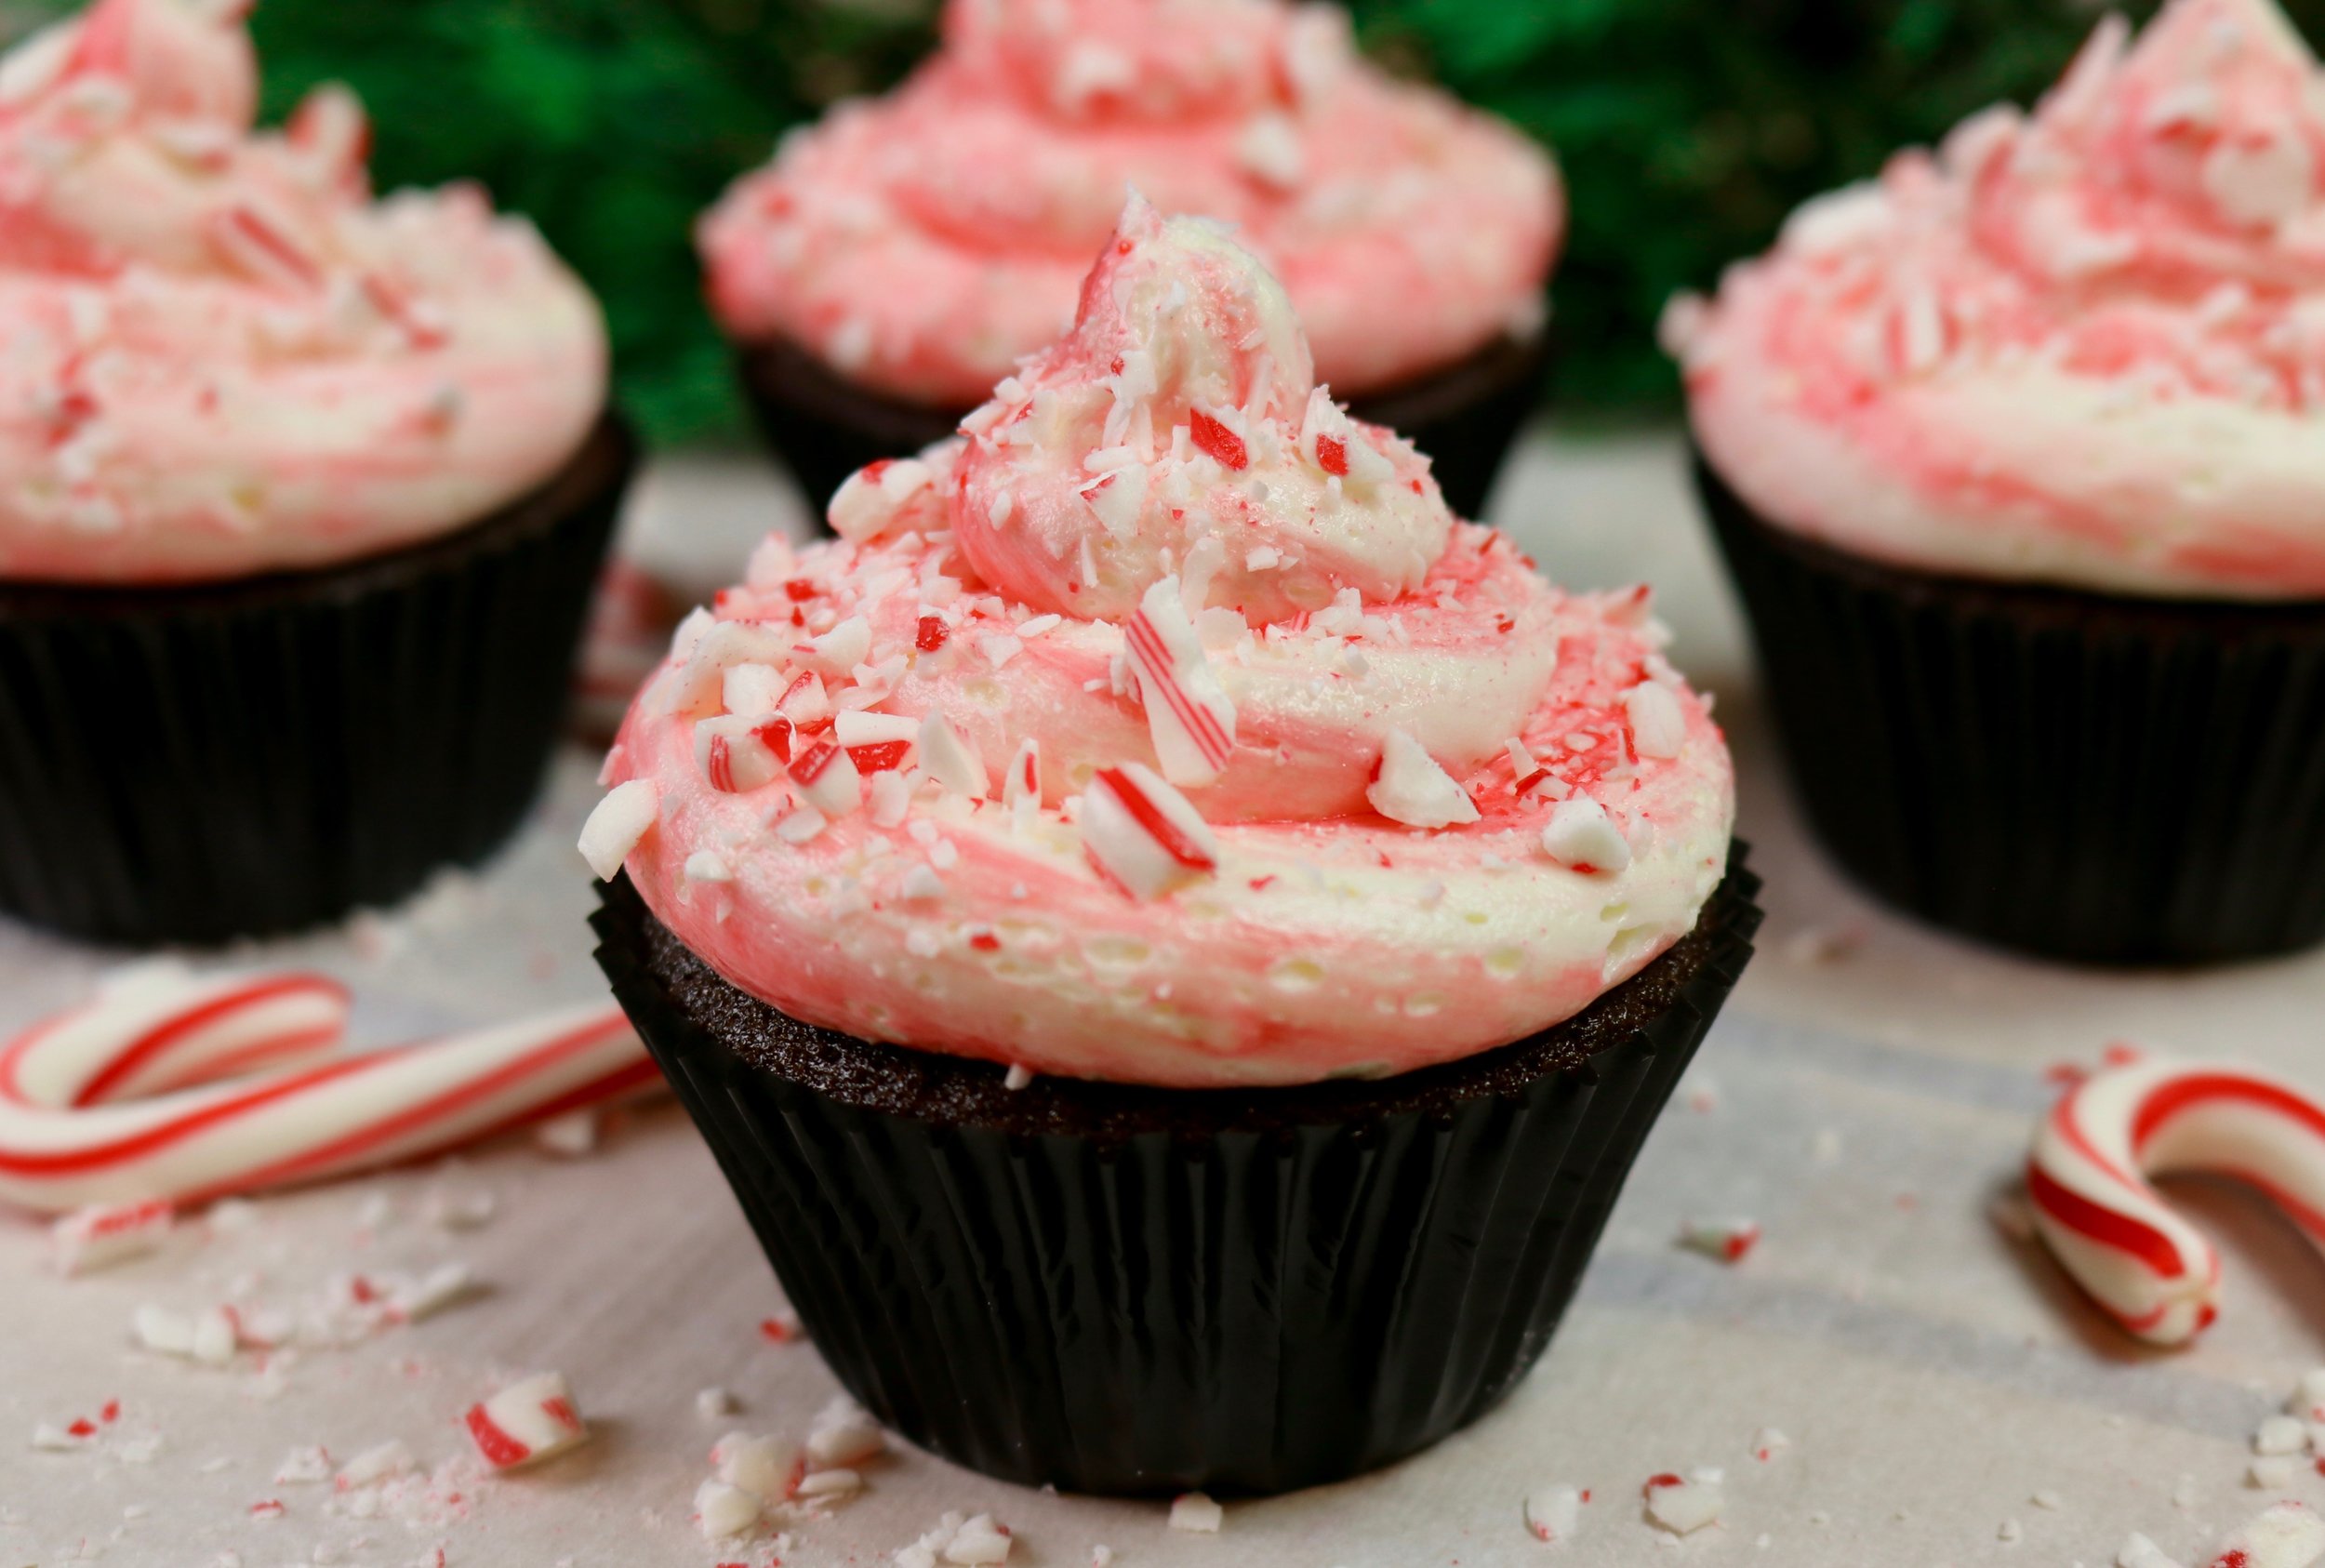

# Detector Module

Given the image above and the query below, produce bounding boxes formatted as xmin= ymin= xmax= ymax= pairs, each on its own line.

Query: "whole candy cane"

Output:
xmin=0 ymin=965 xmax=659 ymax=1215
xmin=2026 ymin=1056 xmax=2325 ymax=1345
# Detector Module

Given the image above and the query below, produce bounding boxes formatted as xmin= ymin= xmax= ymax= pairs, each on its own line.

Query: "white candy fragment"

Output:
xmin=806 ymin=1396 xmax=886 ymax=1468
xmin=724 ymin=660 xmax=786 ymax=718
xmin=798 ymin=1468 xmax=863 ymax=1499
xmin=274 ymin=1446 xmax=333 ymax=1485
xmin=685 ymin=851 xmax=733 ymax=884
xmin=1125 ymin=577 xmax=1237 ymax=786
xmin=2118 ymin=1533 xmax=2186 ymax=1568
xmin=578 ymin=779 xmax=658 ymax=880
xmin=1622 ymin=681 xmax=1687 ymax=760
xmin=1523 ymin=1483 xmax=1581 ymax=1544
xmin=2256 ymin=1415 xmax=2307 ymax=1455
xmin=135 ymin=1303 xmax=237 ymax=1365
xmin=829 ymin=457 xmax=937 ymax=543
xmin=532 ymin=1110 xmax=599 ymax=1158
xmin=51 ymin=1200 xmax=173 ymax=1275
xmin=696 ymin=1477 xmax=763 ymax=1539
xmin=2291 ymin=1368 xmax=2325 ymax=1422
xmin=919 ymin=713 xmax=988 ymax=798
xmin=1168 ymin=1493 xmax=1224 ymax=1533
xmin=1678 ymin=1217 xmax=1762 ymax=1264
xmin=1751 ymin=1427 xmax=1791 ymax=1461
xmin=944 ymin=1513 xmax=1015 ymax=1564
xmin=2211 ymin=1502 xmax=2325 ymax=1568
xmin=1366 ymin=729 xmax=1479 ymax=829
xmin=1080 ymin=764 xmax=1220 ymax=900
xmin=336 ymin=1440 xmax=415 ymax=1489
xmin=1542 ymin=795 xmax=1630 ymax=874
xmin=462 ymin=1372 xmax=588 ymax=1470
xmin=1079 ymin=463 xmax=1148 ymax=538
xmin=2253 ymin=1456 xmax=2300 ymax=1490
xmin=835 ymin=711 xmax=920 ymax=748
xmin=1643 ymin=1470 xmax=1724 ymax=1535
xmin=713 ymin=1430 xmax=803 ymax=1503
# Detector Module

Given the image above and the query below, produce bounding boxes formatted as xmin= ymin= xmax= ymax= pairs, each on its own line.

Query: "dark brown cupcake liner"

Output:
xmin=591 ymin=848 xmax=1759 ymax=1495
xmin=0 ymin=415 xmax=636 ymax=947
xmin=735 ymin=318 xmax=1551 ymax=525
xmin=1696 ymin=447 xmax=2325 ymax=964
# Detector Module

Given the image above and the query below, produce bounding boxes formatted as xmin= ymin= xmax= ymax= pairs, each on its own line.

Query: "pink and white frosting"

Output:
xmin=0 ymin=0 xmax=608 ymax=583
xmin=698 ymin=0 xmax=1561 ymax=408
xmin=1672 ymin=0 xmax=2325 ymax=600
xmin=592 ymin=200 xmax=1731 ymax=1090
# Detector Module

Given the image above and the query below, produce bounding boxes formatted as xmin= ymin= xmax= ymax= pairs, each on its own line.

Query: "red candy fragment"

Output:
xmin=1189 ymin=411 xmax=1248 ymax=471
xmin=1315 ymin=434 xmax=1348 ymax=476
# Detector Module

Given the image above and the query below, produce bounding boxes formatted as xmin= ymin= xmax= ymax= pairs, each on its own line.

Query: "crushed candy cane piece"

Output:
xmin=1524 ymin=1483 xmax=1581 ymax=1544
xmin=1081 ymin=765 xmax=1219 ymax=900
xmin=462 ymin=1372 xmax=588 ymax=1470
xmin=1169 ymin=1493 xmax=1224 ymax=1533
xmin=579 ymin=780 xmax=658 ymax=880
xmin=713 ymin=1430 xmax=804 ymax=1503
xmin=336 ymin=1440 xmax=414 ymax=1489
xmin=51 ymin=1199 xmax=173 ymax=1275
xmin=919 ymin=713 xmax=988 ymax=798
xmin=945 ymin=1513 xmax=1015 ymax=1564
xmin=1679 ymin=1217 xmax=1761 ymax=1264
xmin=2209 ymin=1501 xmax=2325 ymax=1568
xmin=2258 ymin=1415 xmax=2308 ymax=1455
xmin=2253 ymin=1456 xmax=2300 ymax=1490
xmin=1622 ymin=681 xmax=1687 ymax=760
xmin=275 ymin=1446 xmax=333 ymax=1485
xmin=1125 ymin=577 xmax=1237 ymax=786
xmin=532 ymin=1110 xmax=599 ymax=1158
xmin=1643 ymin=1470 xmax=1724 ymax=1535
xmin=2119 ymin=1535 xmax=2185 ymax=1568
xmin=696 ymin=1477 xmax=762 ymax=1539
xmin=1367 ymin=729 xmax=1479 ymax=830
xmin=1751 ymin=1427 xmax=1790 ymax=1462
xmin=807 ymin=1395 xmax=886 ymax=1468
xmin=1542 ymin=794 xmax=1630 ymax=873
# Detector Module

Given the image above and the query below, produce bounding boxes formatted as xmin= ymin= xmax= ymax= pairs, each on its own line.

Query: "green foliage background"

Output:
xmin=7 ymin=0 xmax=2322 ymax=443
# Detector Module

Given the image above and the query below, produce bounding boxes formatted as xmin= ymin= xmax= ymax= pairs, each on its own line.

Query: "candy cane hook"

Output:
xmin=0 ymin=966 xmax=658 ymax=1215
xmin=2026 ymin=1056 xmax=2325 ymax=1346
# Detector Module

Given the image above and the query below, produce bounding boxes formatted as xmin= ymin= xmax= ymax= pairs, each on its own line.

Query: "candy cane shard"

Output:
xmin=0 ymin=969 xmax=657 ymax=1214
xmin=579 ymin=778 xmax=658 ymax=881
xmin=1125 ymin=576 xmax=1237 ymax=787
xmin=2026 ymin=1056 xmax=2325 ymax=1346
xmin=1367 ymin=728 xmax=1478 ymax=829
xmin=1080 ymin=764 xmax=1219 ymax=900
xmin=464 ymin=1372 xmax=589 ymax=1470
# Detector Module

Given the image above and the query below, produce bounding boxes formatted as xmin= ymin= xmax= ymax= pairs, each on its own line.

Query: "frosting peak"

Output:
xmin=601 ymin=211 xmax=1733 ymax=1089
xmin=923 ymin=198 xmax=1445 ymax=624
xmin=0 ymin=0 xmax=607 ymax=583
xmin=1676 ymin=0 xmax=2325 ymax=601
xmin=699 ymin=0 xmax=1561 ymax=405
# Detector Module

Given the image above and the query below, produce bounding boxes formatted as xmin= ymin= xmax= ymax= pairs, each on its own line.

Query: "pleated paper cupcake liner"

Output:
xmin=1697 ymin=448 xmax=2325 ymax=964
xmin=734 ymin=320 xmax=1551 ymax=525
xmin=0 ymin=415 xmax=636 ymax=946
xmin=592 ymin=850 xmax=1759 ymax=1496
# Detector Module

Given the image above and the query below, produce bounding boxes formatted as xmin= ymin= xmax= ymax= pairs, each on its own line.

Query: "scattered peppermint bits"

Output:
xmin=1081 ymin=764 xmax=1219 ymax=900
xmin=1750 ymin=1428 xmax=1791 ymax=1463
xmin=1168 ymin=1493 xmax=1224 ymax=1533
xmin=461 ymin=1372 xmax=588 ymax=1471
xmin=1125 ymin=577 xmax=1238 ymax=786
xmin=895 ymin=1510 xmax=1016 ymax=1567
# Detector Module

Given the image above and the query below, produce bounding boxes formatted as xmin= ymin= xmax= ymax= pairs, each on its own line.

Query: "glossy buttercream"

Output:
xmin=595 ymin=201 xmax=1731 ymax=1089
xmin=699 ymin=0 xmax=1561 ymax=407
xmin=0 ymin=0 xmax=607 ymax=583
xmin=1673 ymin=0 xmax=2325 ymax=600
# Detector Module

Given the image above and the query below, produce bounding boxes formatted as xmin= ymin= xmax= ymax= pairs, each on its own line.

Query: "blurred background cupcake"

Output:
xmin=590 ymin=200 xmax=1753 ymax=1495
xmin=697 ymin=0 xmax=1563 ymax=520
xmin=1671 ymin=0 xmax=2325 ymax=964
xmin=0 ymin=0 xmax=629 ymax=944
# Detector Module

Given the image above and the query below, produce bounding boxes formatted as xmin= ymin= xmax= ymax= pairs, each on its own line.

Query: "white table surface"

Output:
xmin=6 ymin=425 xmax=2324 ymax=1568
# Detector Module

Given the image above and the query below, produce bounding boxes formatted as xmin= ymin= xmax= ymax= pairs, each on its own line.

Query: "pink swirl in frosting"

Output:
xmin=595 ymin=200 xmax=1731 ymax=1089
xmin=1672 ymin=0 xmax=2325 ymax=600
xmin=698 ymin=0 xmax=1561 ymax=407
xmin=0 ymin=0 xmax=607 ymax=583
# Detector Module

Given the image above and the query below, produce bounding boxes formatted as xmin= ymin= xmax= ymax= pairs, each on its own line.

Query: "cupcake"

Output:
xmin=0 ymin=0 xmax=631 ymax=944
xmin=590 ymin=198 xmax=1751 ymax=1494
xmin=698 ymin=0 xmax=1561 ymax=521
xmin=1670 ymin=0 xmax=2325 ymax=964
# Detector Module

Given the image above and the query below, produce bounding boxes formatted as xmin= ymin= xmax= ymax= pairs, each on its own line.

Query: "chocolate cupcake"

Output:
xmin=1670 ymin=0 xmax=2325 ymax=965
xmin=0 ymin=0 xmax=631 ymax=944
xmin=699 ymin=0 xmax=1560 ymax=521
xmin=589 ymin=201 xmax=1750 ymax=1494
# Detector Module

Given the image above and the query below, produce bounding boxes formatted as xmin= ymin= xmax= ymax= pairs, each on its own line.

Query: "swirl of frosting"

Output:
xmin=0 ymin=0 xmax=608 ymax=583
xmin=698 ymin=0 xmax=1561 ymax=407
xmin=1671 ymin=0 xmax=2325 ymax=600
xmin=595 ymin=202 xmax=1732 ymax=1090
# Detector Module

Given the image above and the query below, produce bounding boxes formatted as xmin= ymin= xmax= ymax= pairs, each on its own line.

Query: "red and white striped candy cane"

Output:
xmin=2026 ymin=1056 xmax=2325 ymax=1345
xmin=0 ymin=967 xmax=658 ymax=1215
